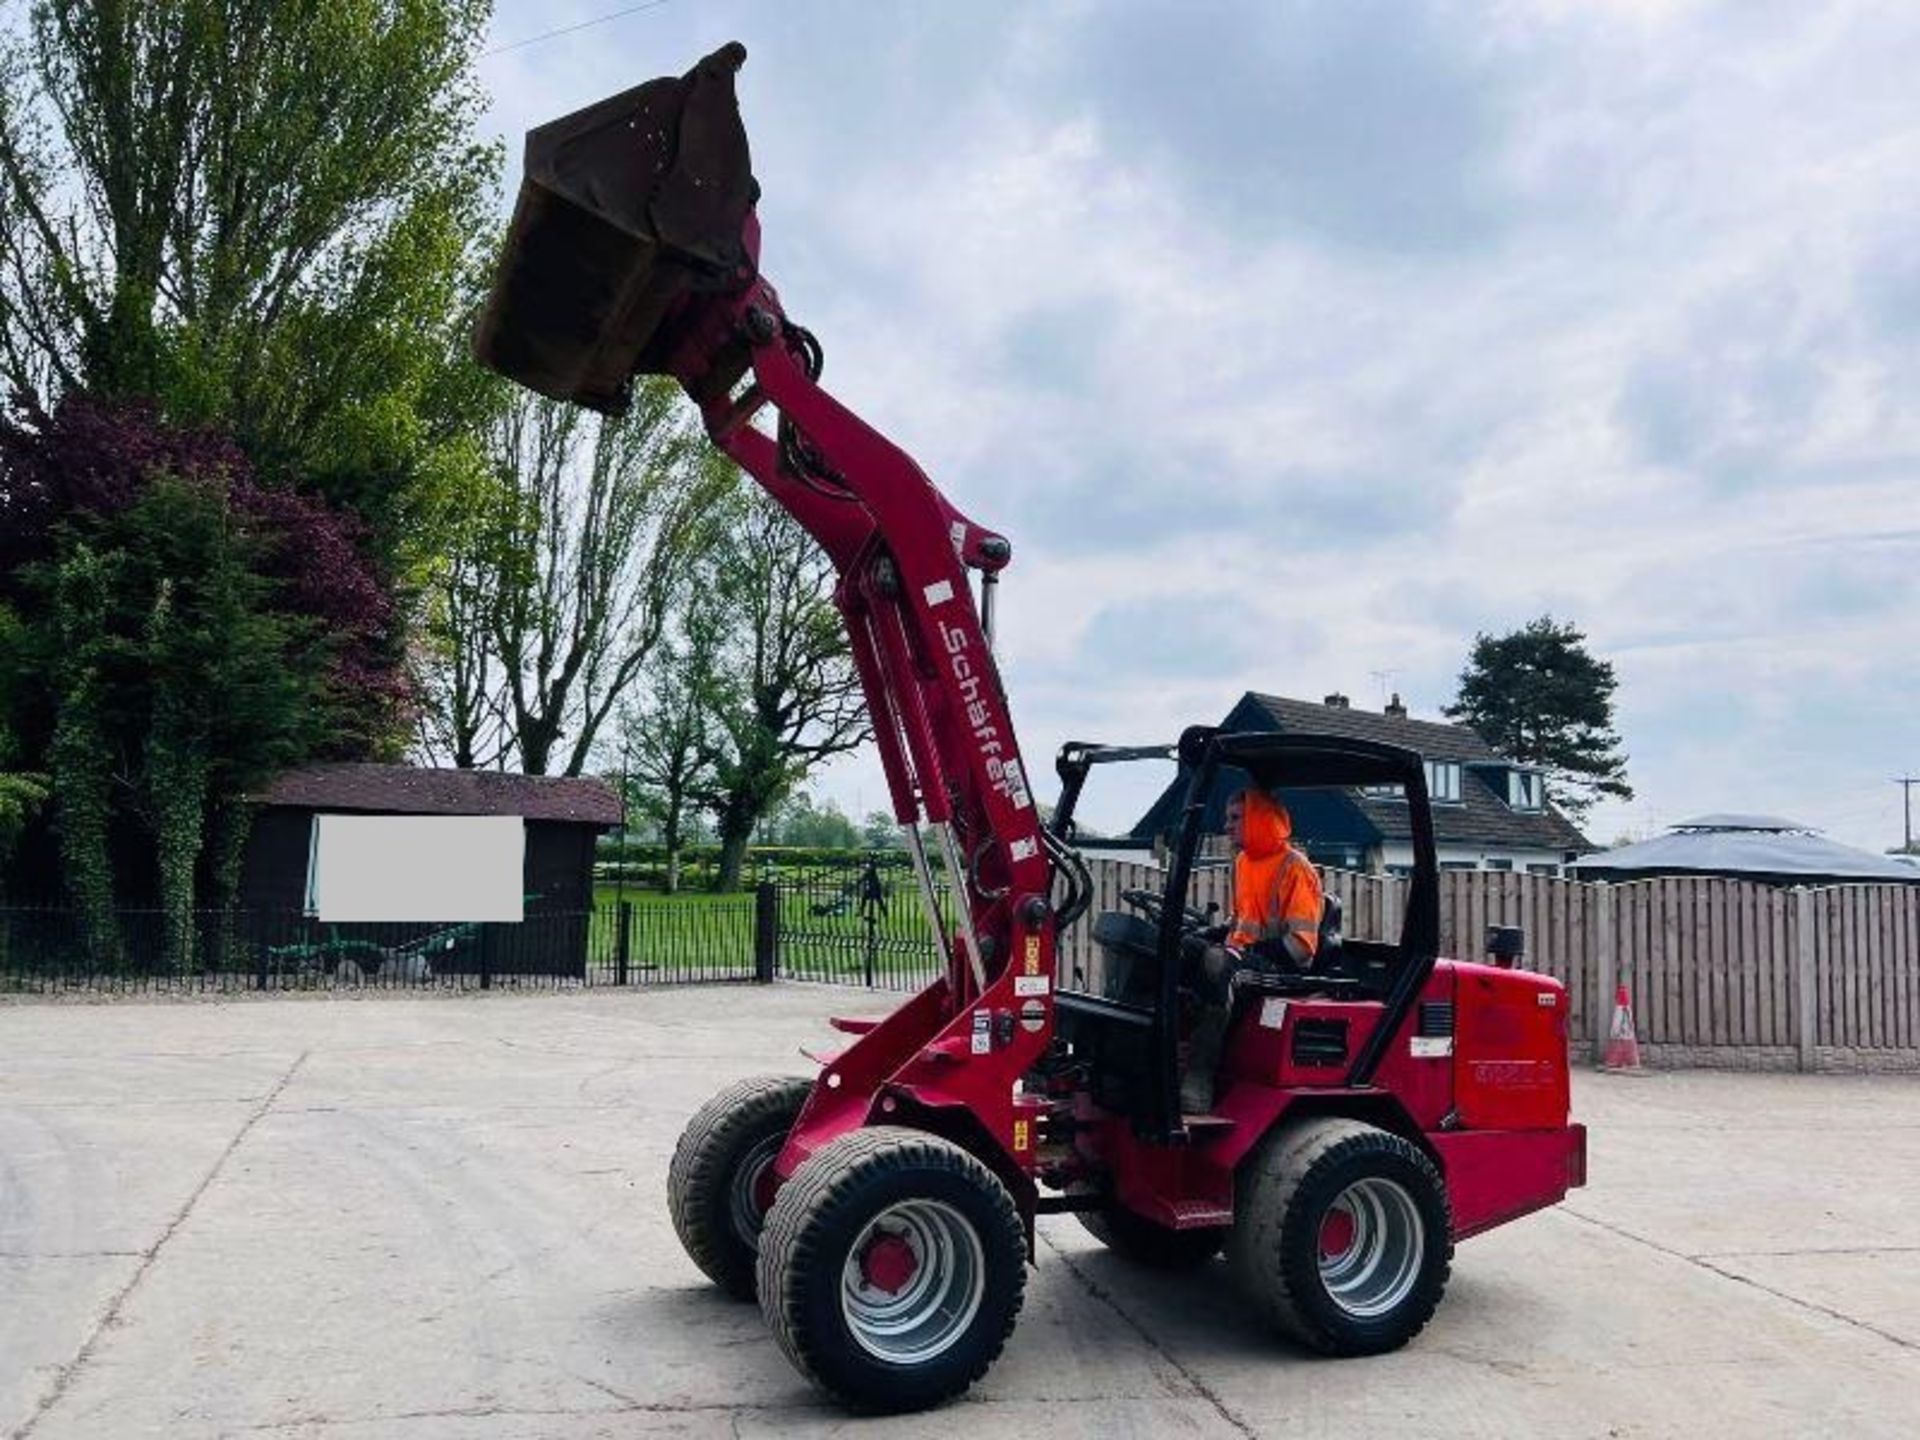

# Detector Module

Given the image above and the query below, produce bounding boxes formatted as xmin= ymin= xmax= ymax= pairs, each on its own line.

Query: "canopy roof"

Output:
xmin=1570 ymin=818 xmax=1919 ymax=885
xmin=1671 ymin=813 xmax=1807 ymax=833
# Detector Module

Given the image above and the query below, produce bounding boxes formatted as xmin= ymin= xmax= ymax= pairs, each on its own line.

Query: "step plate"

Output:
xmin=1165 ymin=1199 xmax=1233 ymax=1230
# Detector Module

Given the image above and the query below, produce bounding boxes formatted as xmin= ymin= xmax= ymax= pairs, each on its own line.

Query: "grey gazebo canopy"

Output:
xmin=1569 ymin=815 xmax=1920 ymax=886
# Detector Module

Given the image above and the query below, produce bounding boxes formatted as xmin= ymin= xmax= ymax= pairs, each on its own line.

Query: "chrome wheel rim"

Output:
xmin=728 ymin=1135 xmax=782 ymax=1249
xmin=840 ymin=1200 xmax=986 ymax=1364
xmin=1317 ymin=1177 xmax=1425 ymax=1319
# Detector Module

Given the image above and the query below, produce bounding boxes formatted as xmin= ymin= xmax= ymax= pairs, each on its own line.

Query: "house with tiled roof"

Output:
xmin=1129 ymin=692 xmax=1593 ymax=876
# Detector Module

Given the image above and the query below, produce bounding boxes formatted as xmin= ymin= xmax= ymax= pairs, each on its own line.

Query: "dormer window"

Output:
xmin=1361 ymin=761 xmax=1462 ymax=802
xmin=1508 ymin=769 xmax=1544 ymax=812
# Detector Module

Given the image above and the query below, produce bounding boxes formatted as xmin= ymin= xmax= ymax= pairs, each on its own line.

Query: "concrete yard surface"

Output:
xmin=2 ymin=985 xmax=1917 ymax=1438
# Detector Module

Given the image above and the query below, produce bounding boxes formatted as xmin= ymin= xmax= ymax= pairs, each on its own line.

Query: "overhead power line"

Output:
xmin=481 ymin=0 xmax=675 ymax=58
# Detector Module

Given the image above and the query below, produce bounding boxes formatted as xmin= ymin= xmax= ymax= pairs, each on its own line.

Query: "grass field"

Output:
xmin=591 ymin=873 xmax=948 ymax=988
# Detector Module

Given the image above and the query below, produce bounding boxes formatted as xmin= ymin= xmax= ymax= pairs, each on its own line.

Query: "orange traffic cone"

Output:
xmin=1603 ymin=983 xmax=1641 ymax=1071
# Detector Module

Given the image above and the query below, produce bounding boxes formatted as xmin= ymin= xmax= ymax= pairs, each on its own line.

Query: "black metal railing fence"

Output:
xmin=0 ymin=896 xmax=763 ymax=994
xmin=765 ymin=854 xmax=954 ymax=992
xmin=0 ymin=858 xmax=959 ymax=996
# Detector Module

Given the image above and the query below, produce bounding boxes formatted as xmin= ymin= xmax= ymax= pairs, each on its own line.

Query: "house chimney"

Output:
xmin=1385 ymin=692 xmax=1407 ymax=719
xmin=1323 ymin=692 xmax=1350 ymax=709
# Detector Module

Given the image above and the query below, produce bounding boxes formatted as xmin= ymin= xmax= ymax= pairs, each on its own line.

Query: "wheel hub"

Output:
xmin=839 ymin=1199 xmax=987 ymax=1364
xmin=859 ymin=1230 xmax=919 ymax=1294
xmin=1318 ymin=1207 xmax=1358 ymax=1260
xmin=751 ymin=1162 xmax=781 ymax=1216
xmin=728 ymin=1136 xmax=785 ymax=1248
xmin=1316 ymin=1176 xmax=1426 ymax=1320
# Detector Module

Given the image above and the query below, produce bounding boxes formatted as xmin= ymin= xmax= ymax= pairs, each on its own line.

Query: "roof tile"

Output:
xmin=1132 ymin=692 xmax=1594 ymax=854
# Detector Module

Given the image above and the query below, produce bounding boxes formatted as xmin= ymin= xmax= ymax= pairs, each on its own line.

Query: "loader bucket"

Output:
xmin=473 ymin=42 xmax=758 ymax=413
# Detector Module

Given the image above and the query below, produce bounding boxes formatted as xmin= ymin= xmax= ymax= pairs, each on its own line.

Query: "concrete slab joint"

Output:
xmin=14 ymin=1049 xmax=310 ymax=1438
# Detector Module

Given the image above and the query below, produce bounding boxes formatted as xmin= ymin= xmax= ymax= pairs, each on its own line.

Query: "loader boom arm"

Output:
xmin=671 ymin=225 xmax=1062 ymax=1178
xmin=476 ymin=44 xmax=1060 ymax=1188
xmin=680 ymin=218 xmax=1054 ymax=992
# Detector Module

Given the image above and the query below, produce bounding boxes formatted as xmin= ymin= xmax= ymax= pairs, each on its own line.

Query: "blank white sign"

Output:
xmin=310 ymin=815 xmax=526 ymax=923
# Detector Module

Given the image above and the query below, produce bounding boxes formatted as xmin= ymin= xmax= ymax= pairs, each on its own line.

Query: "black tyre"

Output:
xmin=756 ymin=1127 xmax=1027 ymax=1413
xmin=667 ymin=1075 xmax=814 ymax=1299
xmin=1228 ymin=1117 xmax=1452 ymax=1356
xmin=1077 ymin=1205 xmax=1226 ymax=1269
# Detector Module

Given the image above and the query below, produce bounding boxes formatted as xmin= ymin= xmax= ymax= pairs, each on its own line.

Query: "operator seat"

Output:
xmin=1317 ymin=892 xmax=1344 ymax=967
xmin=1230 ymin=892 xmax=1367 ymax=1001
xmin=1085 ymin=892 xmax=1352 ymax=1005
xmin=1090 ymin=909 xmax=1160 ymax=1004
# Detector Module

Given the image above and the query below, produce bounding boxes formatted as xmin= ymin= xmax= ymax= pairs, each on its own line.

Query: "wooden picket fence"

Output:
xmin=1061 ymin=858 xmax=1920 ymax=1071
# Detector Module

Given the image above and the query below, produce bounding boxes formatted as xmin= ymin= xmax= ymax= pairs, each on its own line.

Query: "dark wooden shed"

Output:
xmin=242 ymin=764 xmax=621 ymax=978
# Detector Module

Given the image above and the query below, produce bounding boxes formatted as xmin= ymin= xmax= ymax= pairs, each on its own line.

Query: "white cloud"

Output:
xmin=484 ymin=0 xmax=1920 ymax=853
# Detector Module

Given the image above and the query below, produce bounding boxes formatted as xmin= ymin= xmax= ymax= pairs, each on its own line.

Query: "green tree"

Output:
xmin=37 ymin=477 xmax=319 ymax=961
xmin=861 ymin=810 xmax=901 ymax=850
xmin=0 ymin=0 xmax=497 ymax=572
xmin=699 ymin=494 xmax=869 ymax=890
xmin=422 ymin=383 xmax=732 ymax=776
xmin=43 ymin=546 xmax=121 ymax=959
xmin=414 ymin=460 xmax=515 ymax=770
xmin=0 ymin=722 xmax=49 ymax=968
xmin=616 ymin=599 xmax=728 ymax=894
xmin=0 ymin=607 xmax=50 ymax=905
xmin=767 ymin=792 xmax=860 ymax=849
xmin=0 ymin=770 xmax=47 ymax=868
xmin=1444 ymin=615 xmax=1633 ymax=821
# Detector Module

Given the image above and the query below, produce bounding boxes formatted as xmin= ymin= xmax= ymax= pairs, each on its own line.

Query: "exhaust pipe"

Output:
xmin=473 ymin=42 xmax=759 ymax=414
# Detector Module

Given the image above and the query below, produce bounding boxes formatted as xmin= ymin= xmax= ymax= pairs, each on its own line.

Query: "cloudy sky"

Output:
xmin=479 ymin=0 xmax=1919 ymax=850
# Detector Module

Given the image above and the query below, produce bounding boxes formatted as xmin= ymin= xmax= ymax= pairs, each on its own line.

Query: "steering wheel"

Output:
xmin=1119 ymin=887 xmax=1214 ymax=931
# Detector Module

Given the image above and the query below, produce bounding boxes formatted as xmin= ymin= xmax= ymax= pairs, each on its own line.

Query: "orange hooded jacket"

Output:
xmin=1229 ymin=789 xmax=1323 ymax=966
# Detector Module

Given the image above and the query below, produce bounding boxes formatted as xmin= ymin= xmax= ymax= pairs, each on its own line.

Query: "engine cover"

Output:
xmin=1450 ymin=961 xmax=1571 ymax=1131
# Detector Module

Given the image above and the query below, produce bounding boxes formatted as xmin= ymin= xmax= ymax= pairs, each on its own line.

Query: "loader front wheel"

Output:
xmin=756 ymin=1127 xmax=1027 ymax=1413
xmin=1229 ymin=1117 xmax=1451 ymax=1356
xmin=668 ymin=1075 xmax=814 ymax=1299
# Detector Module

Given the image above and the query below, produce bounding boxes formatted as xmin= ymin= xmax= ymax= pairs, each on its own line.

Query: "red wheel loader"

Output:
xmin=474 ymin=44 xmax=1588 ymax=1415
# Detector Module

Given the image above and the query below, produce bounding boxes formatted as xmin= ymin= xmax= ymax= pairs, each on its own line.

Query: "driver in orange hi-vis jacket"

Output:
xmin=1181 ymin=788 xmax=1324 ymax=1112
xmin=1225 ymin=789 xmax=1323 ymax=966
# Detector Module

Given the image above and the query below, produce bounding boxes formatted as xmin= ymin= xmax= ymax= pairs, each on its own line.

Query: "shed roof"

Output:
xmin=252 ymin=764 xmax=622 ymax=826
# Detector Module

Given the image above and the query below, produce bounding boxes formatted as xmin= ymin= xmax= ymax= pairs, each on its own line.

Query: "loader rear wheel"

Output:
xmin=668 ymin=1075 xmax=814 ymax=1299
xmin=756 ymin=1127 xmax=1027 ymax=1413
xmin=1228 ymin=1117 xmax=1451 ymax=1356
xmin=1077 ymin=1206 xmax=1226 ymax=1268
